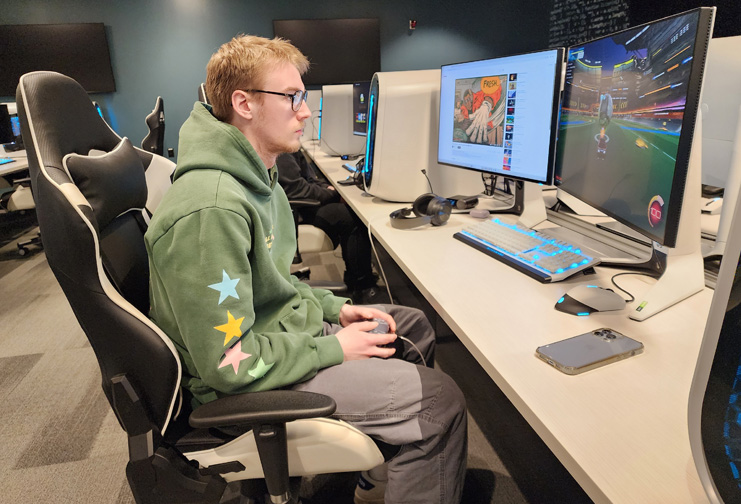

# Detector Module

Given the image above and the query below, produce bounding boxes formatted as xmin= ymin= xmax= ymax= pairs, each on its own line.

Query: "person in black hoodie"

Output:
xmin=277 ymin=150 xmax=386 ymax=303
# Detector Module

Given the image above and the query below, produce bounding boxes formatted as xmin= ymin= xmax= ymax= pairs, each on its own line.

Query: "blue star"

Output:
xmin=208 ymin=270 xmax=240 ymax=304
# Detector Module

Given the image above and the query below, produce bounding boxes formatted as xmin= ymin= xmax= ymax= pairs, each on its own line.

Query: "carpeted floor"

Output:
xmin=0 ymin=216 xmax=592 ymax=503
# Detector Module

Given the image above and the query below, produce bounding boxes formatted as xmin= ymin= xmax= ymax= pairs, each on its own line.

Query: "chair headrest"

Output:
xmin=63 ymin=137 xmax=148 ymax=229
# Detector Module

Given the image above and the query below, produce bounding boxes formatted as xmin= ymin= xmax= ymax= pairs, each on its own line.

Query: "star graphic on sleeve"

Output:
xmin=214 ymin=310 xmax=245 ymax=346
xmin=218 ymin=341 xmax=251 ymax=375
xmin=209 ymin=270 xmax=240 ymax=305
xmin=247 ymin=358 xmax=275 ymax=380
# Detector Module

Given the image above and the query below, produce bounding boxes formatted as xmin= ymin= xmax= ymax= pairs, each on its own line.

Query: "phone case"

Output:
xmin=535 ymin=328 xmax=643 ymax=375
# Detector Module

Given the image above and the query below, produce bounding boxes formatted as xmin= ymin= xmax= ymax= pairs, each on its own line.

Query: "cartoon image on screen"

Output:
xmin=556 ymin=11 xmax=702 ymax=238
xmin=453 ymin=75 xmax=506 ymax=146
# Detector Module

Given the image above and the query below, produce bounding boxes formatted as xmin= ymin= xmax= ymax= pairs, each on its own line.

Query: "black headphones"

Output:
xmin=389 ymin=193 xmax=453 ymax=229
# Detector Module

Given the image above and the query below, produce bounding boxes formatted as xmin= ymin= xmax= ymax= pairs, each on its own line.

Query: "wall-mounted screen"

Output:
xmin=273 ymin=18 xmax=380 ymax=86
xmin=0 ymin=23 xmax=116 ymax=95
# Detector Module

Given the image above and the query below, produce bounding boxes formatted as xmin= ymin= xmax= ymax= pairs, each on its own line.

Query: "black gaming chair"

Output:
xmin=141 ymin=96 xmax=165 ymax=156
xmin=17 ymin=71 xmax=383 ymax=504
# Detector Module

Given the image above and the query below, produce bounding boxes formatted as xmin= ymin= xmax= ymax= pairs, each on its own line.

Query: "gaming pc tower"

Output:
xmin=319 ymin=84 xmax=365 ymax=156
xmin=301 ymin=89 xmax=322 ymax=143
xmin=363 ymin=69 xmax=480 ymax=203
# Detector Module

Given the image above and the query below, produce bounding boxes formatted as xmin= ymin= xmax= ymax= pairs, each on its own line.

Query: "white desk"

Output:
xmin=304 ymin=140 xmax=714 ymax=503
xmin=0 ymin=156 xmax=29 ymax=178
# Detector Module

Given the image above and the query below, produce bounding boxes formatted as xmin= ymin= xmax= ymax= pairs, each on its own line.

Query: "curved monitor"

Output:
xmin=437 ymin=48 xmax=564 ymax=185
xmin=554 ymin=8 xmax=715 ymax=247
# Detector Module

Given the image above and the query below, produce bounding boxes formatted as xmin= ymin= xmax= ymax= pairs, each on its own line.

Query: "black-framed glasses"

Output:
xmin=243 ymin=89 xmax=308 ymax=112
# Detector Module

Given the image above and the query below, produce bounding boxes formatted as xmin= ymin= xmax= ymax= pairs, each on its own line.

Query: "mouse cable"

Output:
xmin=367 ymin=222 xmax=395 ymax=305
xmin=609 ymin=272 xmax=638 ymax=303
xmin=397 ymin=334 xmax=427 ymax=367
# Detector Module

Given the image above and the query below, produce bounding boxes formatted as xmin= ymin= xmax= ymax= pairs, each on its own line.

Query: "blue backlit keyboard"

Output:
xmin=454 ymin=218 xmax=601 ymax=283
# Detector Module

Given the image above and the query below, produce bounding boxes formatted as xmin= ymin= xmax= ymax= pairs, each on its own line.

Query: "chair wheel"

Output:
xmin=18 ymin=247 xmax=28 ymax=256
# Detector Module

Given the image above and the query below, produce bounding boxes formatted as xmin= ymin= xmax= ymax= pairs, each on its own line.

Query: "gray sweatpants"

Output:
xmin=290 ymin=304 xmax=468 ymax=504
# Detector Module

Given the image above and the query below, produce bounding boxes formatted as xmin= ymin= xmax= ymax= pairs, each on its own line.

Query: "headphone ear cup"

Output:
xmin=412 ymin=193 xmax=435 ymax=217
xmin=427 ymin=196 xmax=453 ymax=226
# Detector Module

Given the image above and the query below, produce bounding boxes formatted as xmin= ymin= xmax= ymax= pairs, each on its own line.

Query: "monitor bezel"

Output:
xmin=555 ymin=7 xmax=714 ymax=248
xmin=437 ymin=47 xmax=566 ymax=186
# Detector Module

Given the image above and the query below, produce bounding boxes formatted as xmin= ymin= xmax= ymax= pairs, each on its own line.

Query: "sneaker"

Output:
xmin=353 ymin=286 xmax=391 ymax=305
xmin=354 ymin=468 xmax=387 ymax=504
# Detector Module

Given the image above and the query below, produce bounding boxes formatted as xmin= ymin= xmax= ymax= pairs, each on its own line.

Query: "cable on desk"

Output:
xmin=367 ymin=222 xmax=395 ymax=305
xmin=609 ymin=272 xmax=638 ymax=303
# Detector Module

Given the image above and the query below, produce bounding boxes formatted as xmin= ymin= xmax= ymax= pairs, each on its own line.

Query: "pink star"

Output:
xmin=218 ymin=341 xmax=251 ymax=374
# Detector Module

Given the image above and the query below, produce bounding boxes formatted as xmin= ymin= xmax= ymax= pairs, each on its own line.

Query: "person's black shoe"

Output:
xmin=353 ymin=286 xmax=391 ymax=305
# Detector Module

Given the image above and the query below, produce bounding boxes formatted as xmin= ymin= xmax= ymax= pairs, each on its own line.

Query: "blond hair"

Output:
xmin=206 ymin=34 xmax=310 ymax=121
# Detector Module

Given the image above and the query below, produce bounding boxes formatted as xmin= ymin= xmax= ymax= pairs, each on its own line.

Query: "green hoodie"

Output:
xmin=145 ymin=103 xmax=346 ymax=405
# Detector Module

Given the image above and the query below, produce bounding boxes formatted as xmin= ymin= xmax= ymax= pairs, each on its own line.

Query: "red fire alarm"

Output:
xmin=409 ymin=19 xmax=417 ymax=30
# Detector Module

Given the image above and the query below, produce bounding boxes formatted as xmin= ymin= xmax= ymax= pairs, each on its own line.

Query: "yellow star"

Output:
xmin=214 ymin=310 xmax=244 ymax=346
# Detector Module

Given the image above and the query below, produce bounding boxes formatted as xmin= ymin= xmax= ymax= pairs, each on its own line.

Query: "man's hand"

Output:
xmin=339 ymin=304 xmax=395 ymax=333
xmin=336 ymin=304 xmax=398 ymax=360
xmin=335 ymin=320 xmax=397 ymax=360
xmin=465 ymin=99 xmax=492 ymax=144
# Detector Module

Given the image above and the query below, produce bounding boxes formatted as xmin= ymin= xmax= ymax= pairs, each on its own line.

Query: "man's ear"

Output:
xmin=231 ymin=90 xmax=254 ymax=121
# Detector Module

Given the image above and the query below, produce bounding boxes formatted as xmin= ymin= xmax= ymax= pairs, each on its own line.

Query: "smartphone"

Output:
xmin=535 ymin=328 xmax=643 ymax=375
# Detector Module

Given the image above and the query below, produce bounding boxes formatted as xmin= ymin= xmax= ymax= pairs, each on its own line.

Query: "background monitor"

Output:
xmin=0 ymin=23 xmax=115 ymax=95
xmin=0 ymin=105 xmax=14 ymax=144
xmin=352 ymin=81 xmax=371 ymax=136
xmin=554 ymin=8 xmax=714 ymax=248
xmin=273 ymin=18 xmax=380 ymax=86
xmin=438 ymin=48 xmax=565 ymax=185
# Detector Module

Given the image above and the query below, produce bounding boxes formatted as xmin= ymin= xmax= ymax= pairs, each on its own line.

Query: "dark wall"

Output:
xmin=4 ymin=0 xmax=550 ymax=160
xmin=629 ymin=1 xmax=741 ymax=38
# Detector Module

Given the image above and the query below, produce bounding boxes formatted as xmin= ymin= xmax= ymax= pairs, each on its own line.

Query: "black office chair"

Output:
xmin=141 ymin=96 xmax=165 ymax=156
xmin=17 ymin=71 xmax=384 ymax=504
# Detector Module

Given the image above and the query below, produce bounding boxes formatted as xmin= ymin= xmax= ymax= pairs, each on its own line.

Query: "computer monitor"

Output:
xmin=554 ymin=7 xmax=715 ymax=320
xmin=555 ymin=8 xmax=713 ymax=247
xmin=273 ymin=18 xmax=380 ymax=86
xmin=0 ymin=105 xmax=14 ymax=145
xmin=352 ymin=82 xmax=371 ymax=136
xmin=438 ymin=48 xmax=565 ymax=226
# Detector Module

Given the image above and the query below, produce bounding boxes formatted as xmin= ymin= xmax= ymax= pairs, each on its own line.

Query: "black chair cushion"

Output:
xmin=63 ymin=137 xmax=148 ymax=230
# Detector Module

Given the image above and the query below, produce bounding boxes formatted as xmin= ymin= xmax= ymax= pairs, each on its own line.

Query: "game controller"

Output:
xmin=368 ymin=318 xmax=403 ymax=359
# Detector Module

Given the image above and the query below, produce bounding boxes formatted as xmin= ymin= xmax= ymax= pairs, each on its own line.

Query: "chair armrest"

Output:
xmin=188 ymin=390 xmax=336 ymax=429
xmin=288 ymin=199 xmax=321 ymax=210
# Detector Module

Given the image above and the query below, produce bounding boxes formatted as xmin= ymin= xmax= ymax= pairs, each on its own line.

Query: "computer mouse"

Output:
xmin=555 ymin=285 xmax=626 ymax=315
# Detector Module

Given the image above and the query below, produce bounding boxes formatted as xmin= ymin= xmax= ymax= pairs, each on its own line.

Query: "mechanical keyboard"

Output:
xmin=454 ymin=218 xmax=601 ymax=283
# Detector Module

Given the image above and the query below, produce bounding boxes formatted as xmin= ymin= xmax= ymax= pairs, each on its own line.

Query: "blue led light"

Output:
xmin=557 ymin=297 xmax=564 ymax=304
xmin=577 ymin=312 xmax=590 ymax=316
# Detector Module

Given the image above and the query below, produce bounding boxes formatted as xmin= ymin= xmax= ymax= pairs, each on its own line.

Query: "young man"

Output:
xmin=144 ymin=35 xmax=467 ymax=504
xmin=276 ymin=150 xmax=385 ymax=303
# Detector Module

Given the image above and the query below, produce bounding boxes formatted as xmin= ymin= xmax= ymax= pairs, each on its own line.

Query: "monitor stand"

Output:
xmin=483 ymin=179 xmax=547 ymax=229
xmin=625 ymin=113 xmax=706 ymax=321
